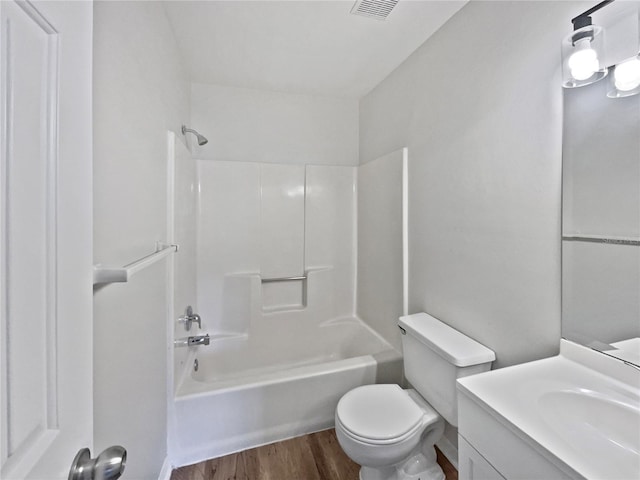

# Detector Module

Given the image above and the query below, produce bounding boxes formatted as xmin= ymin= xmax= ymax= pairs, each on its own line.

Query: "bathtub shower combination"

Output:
xmin=169 ymin=150 xmax=404 ymax=467
xmin=173 ymin=313 xmax=400 ymax=466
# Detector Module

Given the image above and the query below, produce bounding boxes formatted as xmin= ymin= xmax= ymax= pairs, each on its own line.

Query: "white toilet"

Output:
xmin=335 ymin=312 xmax=495 ymax=480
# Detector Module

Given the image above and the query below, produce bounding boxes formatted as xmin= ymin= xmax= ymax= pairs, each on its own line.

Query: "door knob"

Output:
xmin=68 ymin=445 xmax=127 ymax=480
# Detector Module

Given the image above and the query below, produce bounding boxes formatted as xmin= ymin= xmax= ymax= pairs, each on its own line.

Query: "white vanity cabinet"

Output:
xmin=458 ymin=436 xmax=504 ymax=480
xmin=457 ymin=390 xmax=576 ymax=480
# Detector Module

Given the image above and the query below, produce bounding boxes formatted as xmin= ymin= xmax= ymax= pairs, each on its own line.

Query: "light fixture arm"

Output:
xmin=571 ymin=0 xmax=615 ymax=31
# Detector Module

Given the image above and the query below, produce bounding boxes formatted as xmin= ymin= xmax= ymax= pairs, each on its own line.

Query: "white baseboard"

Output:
xmin=436 ymin=436 xmax=458 ymax=470
xmin=158 ymin=457 xmax=172 ymax=480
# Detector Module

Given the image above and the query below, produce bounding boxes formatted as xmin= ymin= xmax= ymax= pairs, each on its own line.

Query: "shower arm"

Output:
xmin=181 ymin=125 xmax=209 ymax=146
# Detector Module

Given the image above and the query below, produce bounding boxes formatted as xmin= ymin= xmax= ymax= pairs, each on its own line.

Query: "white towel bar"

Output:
xmin=93 ymin=244 xmax=178 ymax=285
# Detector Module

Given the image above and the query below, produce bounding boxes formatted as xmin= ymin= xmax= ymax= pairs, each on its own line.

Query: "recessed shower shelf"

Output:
xmin=261 ymin=275 xmax=307 ymax=283
xmin=93 ymin=243 xmax=178 ymax=285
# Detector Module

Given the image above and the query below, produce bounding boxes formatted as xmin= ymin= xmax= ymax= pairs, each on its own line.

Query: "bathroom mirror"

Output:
xmin=561 ymin=77 xmax=640 ymax=367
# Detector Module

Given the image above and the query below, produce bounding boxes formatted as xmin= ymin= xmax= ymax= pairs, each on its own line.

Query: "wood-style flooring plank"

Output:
xmin=171 ymin=429 xmax=458 ymax=480
xmin=274 ymin=436 xmax=322 ymax=480
xmin=208 ymin=454 xmax=243 ymax=480
xmin=171 ymin=460 xmax=206 ymax=480
xmin=436 ymin=446 xmax=458 ymax=480
xmin=307 ymin=430 xmax=360 ymax=480
xmin=253 ymin=441 xmax=290 ymax=480
xmin=240 ymin=447 xmax=260 ymax=480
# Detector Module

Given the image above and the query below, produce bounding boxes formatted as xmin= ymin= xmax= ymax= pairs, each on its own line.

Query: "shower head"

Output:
xmin=181 ymin=125 xmax=208 ymax=146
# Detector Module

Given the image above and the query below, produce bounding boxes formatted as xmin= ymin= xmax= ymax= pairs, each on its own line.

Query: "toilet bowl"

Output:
xmin=335 ymin=385 xmax=445 ymax=480
xmin=335 ymin=313 xmax=495 ymax=480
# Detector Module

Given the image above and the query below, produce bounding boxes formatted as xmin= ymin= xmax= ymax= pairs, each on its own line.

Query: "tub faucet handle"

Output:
xmin=178 ymin=306 xmax=202 ymax=331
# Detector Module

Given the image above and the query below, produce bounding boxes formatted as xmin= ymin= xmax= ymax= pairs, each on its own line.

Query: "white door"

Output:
xmin=0 ymin=1 xmax=93 ymax=478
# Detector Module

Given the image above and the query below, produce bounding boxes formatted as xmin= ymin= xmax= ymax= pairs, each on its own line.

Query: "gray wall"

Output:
xmin=359 ymin=1 xmax=586 ymax=368
xmin=190 ymin=82 xmax=359 ymax=165
xmin=93 ymin=1 xmax=190 ymax=477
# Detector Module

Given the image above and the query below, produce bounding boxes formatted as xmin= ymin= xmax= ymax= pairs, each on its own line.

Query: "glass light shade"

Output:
xmin=607 ymin=55 xmax=640 ymax=98
xmin=562 ymin=25 xmax=608 ymax=88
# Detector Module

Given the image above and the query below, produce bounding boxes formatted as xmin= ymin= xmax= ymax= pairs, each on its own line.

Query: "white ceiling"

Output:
xmin=164 ymin=0 xmax=467 ymax=98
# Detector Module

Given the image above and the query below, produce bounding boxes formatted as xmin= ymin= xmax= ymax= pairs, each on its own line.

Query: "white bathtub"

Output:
xmin=171 ymin=316 xmax=402 ymax=467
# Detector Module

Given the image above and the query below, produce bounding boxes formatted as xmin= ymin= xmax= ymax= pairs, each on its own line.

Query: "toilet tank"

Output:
xmin=398 ymin=313 xmax=495 ymax=427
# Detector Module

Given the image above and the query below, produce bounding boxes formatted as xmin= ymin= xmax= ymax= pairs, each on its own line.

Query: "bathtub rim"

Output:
xmin=174 ymin=314 xmax=401 ymax=399
xmin=176 ymin=347 xmax=402 ymax=399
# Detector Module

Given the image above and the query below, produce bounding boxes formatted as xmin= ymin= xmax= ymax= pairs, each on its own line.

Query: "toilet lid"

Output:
xmin=336 ymin=385 xmax=424 ymax=442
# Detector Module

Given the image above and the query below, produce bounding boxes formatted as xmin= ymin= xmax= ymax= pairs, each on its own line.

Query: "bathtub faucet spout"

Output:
xmin=187 ymin=334 xmax=210 ymax=346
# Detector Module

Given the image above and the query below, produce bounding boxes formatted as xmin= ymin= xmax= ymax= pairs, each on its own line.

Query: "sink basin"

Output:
xmin=539 ymin=389 xmax=640 ymax=470
xmin=457 ymin=340 xmax=640 ymax=479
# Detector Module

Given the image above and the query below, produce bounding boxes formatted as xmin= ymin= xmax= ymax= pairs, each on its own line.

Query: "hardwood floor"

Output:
xmin=436 ymin=447 xmax=458 ymax=480
xmin=170 ymin=429 xmax=458 ymax=480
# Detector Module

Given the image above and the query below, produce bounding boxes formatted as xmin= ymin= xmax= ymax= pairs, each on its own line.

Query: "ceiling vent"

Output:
xmin=350 ymin=0 xmax=399 ymax=21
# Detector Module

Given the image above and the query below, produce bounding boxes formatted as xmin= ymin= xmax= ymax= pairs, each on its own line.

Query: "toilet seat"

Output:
xmin=336 ymin=385 xmax=437 ymax=446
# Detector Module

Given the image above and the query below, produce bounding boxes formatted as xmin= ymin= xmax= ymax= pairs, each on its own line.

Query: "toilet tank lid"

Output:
xmin=399 ymin=313 xmax=495 ymax=367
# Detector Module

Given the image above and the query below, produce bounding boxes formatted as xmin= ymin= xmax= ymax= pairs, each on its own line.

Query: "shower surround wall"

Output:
xmin=196 ymin=161 xmax=356 ymax=336
xmin=357 ymin=149 xmax=407 ymax=352
xmin=169 ymin=133 xmax=198 ymax=386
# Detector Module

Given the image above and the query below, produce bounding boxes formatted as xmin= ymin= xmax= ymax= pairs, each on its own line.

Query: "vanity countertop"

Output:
xmin=457 ymin=340 xmax=640 ymax=480
xmin=606 ymin=337 xmax=640 ymax=366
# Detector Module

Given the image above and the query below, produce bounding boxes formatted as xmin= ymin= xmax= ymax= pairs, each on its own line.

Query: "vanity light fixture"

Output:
xmin=562 ymin=0 xmax=613 ymax=88
xmin=607 ymin=54 xmax=640 ymax=97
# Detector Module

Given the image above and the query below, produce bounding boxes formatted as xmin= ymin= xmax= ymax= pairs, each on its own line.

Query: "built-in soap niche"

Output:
xmin=259 ymin=267 xmax=337 ymax=317
xmin=221 ymin=270 xmax=335 ymax=324
xmin=261 ymin=277 xmax=307 ymax=312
